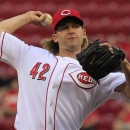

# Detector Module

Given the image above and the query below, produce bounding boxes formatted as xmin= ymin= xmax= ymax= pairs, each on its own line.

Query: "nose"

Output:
xmin=68 ymin=26 xmax=74 ymax=34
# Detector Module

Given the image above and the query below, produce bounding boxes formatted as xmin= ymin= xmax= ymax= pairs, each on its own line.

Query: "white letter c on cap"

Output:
xmin=61 ymin=10 xmax=71 ymax=16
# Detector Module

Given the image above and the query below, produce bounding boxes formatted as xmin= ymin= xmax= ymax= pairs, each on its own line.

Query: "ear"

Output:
xmin=83 ymin=29 xmax=87 ymax=38
xmin=52 ymin=34 xmax=58 ymax=43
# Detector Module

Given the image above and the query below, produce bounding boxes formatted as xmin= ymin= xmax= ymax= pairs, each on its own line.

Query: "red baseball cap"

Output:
xmin=53 ymin=9 xmax=84 ymax=31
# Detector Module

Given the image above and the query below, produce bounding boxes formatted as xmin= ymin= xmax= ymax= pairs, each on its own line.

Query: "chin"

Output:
xmin=68 ymin=44 xmax=77 ymax=49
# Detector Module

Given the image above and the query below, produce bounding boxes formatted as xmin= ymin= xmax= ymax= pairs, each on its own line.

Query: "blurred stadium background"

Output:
xmin=0 ymin=0 xmax=130 ymax=130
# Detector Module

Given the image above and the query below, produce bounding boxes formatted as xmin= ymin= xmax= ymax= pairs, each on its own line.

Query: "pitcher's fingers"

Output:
xmin=35 ymin=11 xmax=44 ymax=16
xmin=100 ymin=42 xmax=114 ymax=54
xmin=38 ymin=14 xmax=47 ymax=22
xmin=100 ymin=42 xmax=111 ymax=47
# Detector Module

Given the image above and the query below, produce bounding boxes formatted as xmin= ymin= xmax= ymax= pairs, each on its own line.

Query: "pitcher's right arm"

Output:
xmin=0 ymin=11 xmax=47 ymax=34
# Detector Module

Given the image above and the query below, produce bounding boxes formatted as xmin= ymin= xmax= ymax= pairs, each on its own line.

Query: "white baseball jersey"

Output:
xmin=0 ymin=32 xmax=129 ymax=130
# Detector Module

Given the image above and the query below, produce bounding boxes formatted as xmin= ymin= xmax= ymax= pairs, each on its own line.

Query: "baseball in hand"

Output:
xmin=41 ymin=13 xmax=52 ymax=26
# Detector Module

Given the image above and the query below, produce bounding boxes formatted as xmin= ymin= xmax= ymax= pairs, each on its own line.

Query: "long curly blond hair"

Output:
xmin=40 ymin=37 xmax=88 ymax=55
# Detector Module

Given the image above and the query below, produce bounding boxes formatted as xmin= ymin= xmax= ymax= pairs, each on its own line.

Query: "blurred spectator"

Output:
xmin=80 ymin=110 xmax=100 ymax=130
xmin=0 ymin=77 xmax=18 ymax=130
xmin=113 ymin=102 xmax=130 ymax=130
xmin=80 ymin=99 xmax=125 ymax=130
xmin=2 ymin=78 xmax=18 ymax=117
xmin=0 ymin=84 xmax=8 ymax=121
xmin=95 ymin=99 xmax=124 ymax=130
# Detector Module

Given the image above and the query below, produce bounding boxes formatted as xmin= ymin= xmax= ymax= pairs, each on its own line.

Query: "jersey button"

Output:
xmin=50 ymin=103 xmax=53 ymax=106
xmin=53 ymin=86 xmax=55 ymax=89
xmin=49 ymin=121 xmax=52 ymax=124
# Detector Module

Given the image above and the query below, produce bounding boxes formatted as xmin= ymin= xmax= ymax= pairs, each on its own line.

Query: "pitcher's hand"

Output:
xmin=26 ymin=11 xmax=47 ymax=26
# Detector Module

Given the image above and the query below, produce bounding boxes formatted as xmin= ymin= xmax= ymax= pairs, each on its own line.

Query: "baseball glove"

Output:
xmin=76 ymin=39 xmax=125 ymax=82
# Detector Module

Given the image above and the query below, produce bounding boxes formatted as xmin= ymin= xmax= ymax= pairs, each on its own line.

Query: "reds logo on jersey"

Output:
xmin=69 ymin=70 xmax=97 ymax=89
